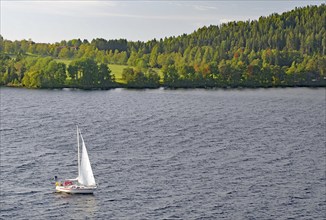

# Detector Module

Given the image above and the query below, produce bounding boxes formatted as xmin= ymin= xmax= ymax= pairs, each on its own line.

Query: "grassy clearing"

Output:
xmin=53 ymin=60 xmax=127 ymax=83
xmin=55 ymin=58 xmax=73 ymax=66
xmin=109 ymin=64 xmax=164 ymax=84
xmin=108 ymin=64 xmax=128 ymax=84
xmin=54 ymin=61 xmax=164 ymax=84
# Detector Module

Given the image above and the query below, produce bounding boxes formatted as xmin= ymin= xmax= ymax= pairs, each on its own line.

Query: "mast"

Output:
xmin=77 ymin=125 xmax=80 ymax=178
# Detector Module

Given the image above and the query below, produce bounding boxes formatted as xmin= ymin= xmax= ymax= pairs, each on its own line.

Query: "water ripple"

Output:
xmin=0 ymin=87 xmax=325 ymax=219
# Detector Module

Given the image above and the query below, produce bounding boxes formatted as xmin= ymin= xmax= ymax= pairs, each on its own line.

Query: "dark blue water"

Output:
xmin=0 ymin=87 xmax=325 ymax=219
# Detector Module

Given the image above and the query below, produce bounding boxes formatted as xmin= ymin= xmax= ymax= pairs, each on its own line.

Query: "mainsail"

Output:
xmin=77 ymin=129 xmax=96 ymax=186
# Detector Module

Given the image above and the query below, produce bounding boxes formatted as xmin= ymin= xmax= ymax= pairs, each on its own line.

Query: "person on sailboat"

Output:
xmin=55 ymin=176 xmax=62 ymax=186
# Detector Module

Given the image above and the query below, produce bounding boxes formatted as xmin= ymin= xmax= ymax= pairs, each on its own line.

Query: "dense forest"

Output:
xmin=0 ymin=4 xmax=325 ymax=88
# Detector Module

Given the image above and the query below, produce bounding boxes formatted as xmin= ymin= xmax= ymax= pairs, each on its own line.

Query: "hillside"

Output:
xmin=0 ymin=4 xmax=325 ymax=88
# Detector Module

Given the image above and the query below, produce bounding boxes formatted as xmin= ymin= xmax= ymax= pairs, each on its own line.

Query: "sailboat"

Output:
xmin=55 ymin=126 xmax=97 ymax=194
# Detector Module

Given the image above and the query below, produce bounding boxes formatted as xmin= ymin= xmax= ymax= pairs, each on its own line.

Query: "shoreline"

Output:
xmin=1 ymin=83 xmax=325 ymax=91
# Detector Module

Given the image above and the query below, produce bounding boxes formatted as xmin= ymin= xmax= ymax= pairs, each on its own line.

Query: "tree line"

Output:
xmin=0 ymin=54 xmax=116 ymax=89
xmin=0 ymin=4 xmax=325 ymax=88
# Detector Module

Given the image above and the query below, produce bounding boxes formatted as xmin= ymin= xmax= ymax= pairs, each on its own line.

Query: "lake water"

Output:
xmin=0 ymin=87 xmax=325 ymax=219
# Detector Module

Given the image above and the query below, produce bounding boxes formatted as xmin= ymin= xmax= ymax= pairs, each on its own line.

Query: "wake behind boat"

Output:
xmin=55 ymin=126 xmax=97 ymax=194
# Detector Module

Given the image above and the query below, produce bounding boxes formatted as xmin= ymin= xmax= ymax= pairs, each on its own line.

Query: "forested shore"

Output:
xmin=1 ymin=4 xmax=325 ymax=89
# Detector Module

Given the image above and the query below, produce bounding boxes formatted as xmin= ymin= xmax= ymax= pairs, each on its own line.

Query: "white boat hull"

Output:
xmin=56 ymin=185 xmax=96 ymax=194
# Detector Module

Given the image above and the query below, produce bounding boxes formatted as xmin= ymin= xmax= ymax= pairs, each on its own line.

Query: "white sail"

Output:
xmin=77 ymin=132 xmax=96 ymax=186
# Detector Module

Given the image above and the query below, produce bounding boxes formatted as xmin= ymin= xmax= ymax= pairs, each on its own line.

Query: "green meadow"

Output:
xmin=55 ymin=59 xmax=128 ymax=84
xmin=55 ymin=60 xmax=163 ymax=84
xmin=108 ymin=64 xmax=127 ymax=84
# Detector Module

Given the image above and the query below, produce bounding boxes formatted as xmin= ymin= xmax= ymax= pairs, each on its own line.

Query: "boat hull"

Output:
xmin=56 ymin=185 xmax=96 ymax=194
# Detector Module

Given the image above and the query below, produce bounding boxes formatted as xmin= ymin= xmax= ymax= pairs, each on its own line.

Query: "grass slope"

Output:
xmin=108 ymin=64 xmax=127 ymax=84
xmin=54 ymin=59 xmax=128 ymax=83
xmin=41 ymin=57 xmax=163 ymax=84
